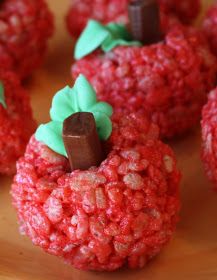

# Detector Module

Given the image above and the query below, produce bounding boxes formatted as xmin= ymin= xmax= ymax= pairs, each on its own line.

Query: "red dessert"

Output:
xmin=66 ymin=0 xmax=200 ymax=37
xmin=0 ymin=71 xmax=36 ymax=175
xmin=201 ymin=88 xmax=217 ymax=189
xmin=160 ymin=0 xmax=201 ymax=22
xmin=72 ymin=25 xmax=217 ymax=139
xmin=11 ymin=113 xmax=180 ymax=271
xmin=0 ymin=0 xmax=54 ymax=79
xmin=202 ymin=3 xmax=217 ymax=57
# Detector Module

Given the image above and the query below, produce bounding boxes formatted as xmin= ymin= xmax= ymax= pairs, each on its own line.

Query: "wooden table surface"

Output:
xmin=0 ymin=0 xmax=216 ymax=279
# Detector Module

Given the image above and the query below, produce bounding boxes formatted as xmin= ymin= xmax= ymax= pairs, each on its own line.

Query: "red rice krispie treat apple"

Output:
xmin=11 ymin=75 xmax=181 ymax=271
xmin=0 ymin=70 xmax=36 ymax=174
xmin=71 ymin=1 xmax=216 ymax=139
xmin=66 ymin=0 xmax=201 ymax=37
xmin=202 ymin=2 xmax=217 ymax=57
xmin=201 ymin=88 xmax=217 ymax=189
xmin=0 ymin=0 xmax=54 ymax=79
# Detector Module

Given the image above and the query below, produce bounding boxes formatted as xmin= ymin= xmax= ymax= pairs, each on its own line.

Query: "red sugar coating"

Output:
xmin=11 ymin=113 xmax=181 ymax=271
xmin=66 ymin=0 xmax=201 ymax=37
xmin=201 ymin=88 xmax=217 ymax=189
xmin=202 ymin=3 xmax=217 ymax=57
xmin=0 ymin=0 xmax=54 ymax=79
xmin=0 ymin=71 xmax=36 ymax=175
xmin=72 ymin=25 xmax=217 ymax=139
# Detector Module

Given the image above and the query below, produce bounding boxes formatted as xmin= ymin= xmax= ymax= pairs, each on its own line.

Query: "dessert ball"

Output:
xmin=160 ymin=0 xmax=200 ymax=23
xmin=201 ymin=88 xmax=217 ymax=189
xmin=0 ymin=0 xmax=54 ymax=79
xmin=0 ymin=71 xmax=36 ymax=175
xmin=202 ymin=3 xmax=217 ymax=57
xmin=66 ymin=0 xmax=200 ymax=37
xmin=11 ymin=112 xmax=180 ymax=271
xmin=72 ymin=25 xmax=217 ymax=139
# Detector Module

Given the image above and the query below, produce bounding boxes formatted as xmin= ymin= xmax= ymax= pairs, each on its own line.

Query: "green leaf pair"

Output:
xmin=74 ymin=20 xmax=142 ymax=60
xmin=0 ymin=82 xmax=6 ymax=109
xmin=35 ymin=75 xmax=113 ymax=157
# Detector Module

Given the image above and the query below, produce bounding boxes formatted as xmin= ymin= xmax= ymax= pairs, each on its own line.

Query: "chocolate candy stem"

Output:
xmin=63 ymin=112 xmax=104 ymax=171
xmin=128 ymin=0 xmax=162 ymax=44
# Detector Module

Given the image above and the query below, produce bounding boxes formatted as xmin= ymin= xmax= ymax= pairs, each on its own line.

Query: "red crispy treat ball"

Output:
xmin=11 ymin=113 xmax=180 ymax=271
xmin=202 ymin=3 xmax=217 ymax=57
xmin=0 ymin=0 xmax=54 ymax=79
xmin=201 ymin=88 xmax=217 ymax=189
xmin=0 ymin=71 xmax=36 ymax=174
xmin=160 ymin=0 xmax=201 ymax=23
xmin=72 ymin=25 xmax=217 ymax=139
xmin=66 ymin=0 xmax=200 ymax=37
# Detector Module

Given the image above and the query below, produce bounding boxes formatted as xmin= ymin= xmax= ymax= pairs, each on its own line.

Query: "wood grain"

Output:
xmin=0 ymin=0 xmax=216 ymax=279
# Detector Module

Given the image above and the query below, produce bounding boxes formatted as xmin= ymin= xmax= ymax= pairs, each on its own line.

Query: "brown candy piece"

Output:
xmin=128 ymin=0 xmax=162 ymax=44
xmin=63 ymin=112 xmax=104 ymax=171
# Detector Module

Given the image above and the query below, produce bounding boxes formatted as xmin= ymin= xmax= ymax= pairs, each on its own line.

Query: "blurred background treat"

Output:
xmin=0 ymin=0 xmax=54 ymax=80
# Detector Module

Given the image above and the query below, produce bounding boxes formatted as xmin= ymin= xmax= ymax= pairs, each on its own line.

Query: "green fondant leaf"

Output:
xmin=93 ymin=112 xmax=112 ymax=140
xmin=71 ymin=87 xmax=80 ymax=112
xmin=89 ymin=102 xmax=113 ymax=117
xmin=106 ymin=23 xmax=132 ymax=40
xmin=50 ymin=86 xmax=75 ymax=121
xmin=74 ymin=20 xmax=142 ymax=60
xmin=74 ymin=20 xmax=109 ymax=60
xmin=35 ymin=121 xmax=67 ymax=157
xmin=74 ymin=74 xmax=97 ymax=111
xmin=0 ymin=82 xmax=6 ymax=109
